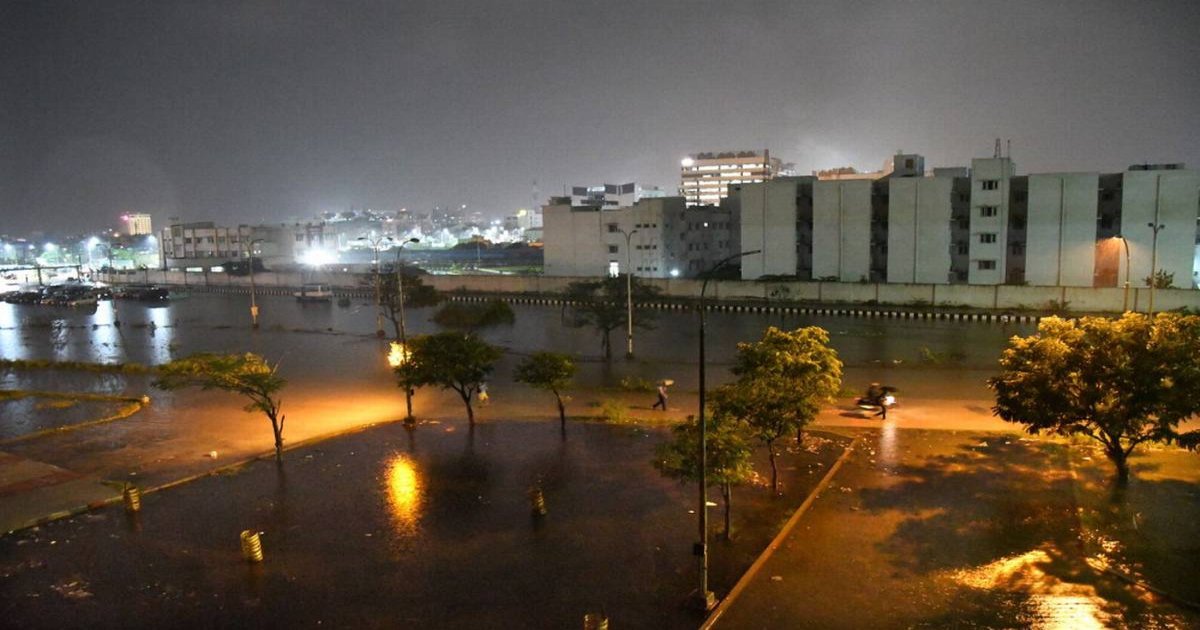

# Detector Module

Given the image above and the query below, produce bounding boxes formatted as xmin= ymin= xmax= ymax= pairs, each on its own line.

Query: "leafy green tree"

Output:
xmin=563 ymin=276 xmax=659 ymax=360
xmin=712 ymin=327 xmax=842 ymax=493
xmin=433 ymin=299 xmax=515 ymax=330
xmin=397 ymin=332 xmax=501 ymax=425
xmin=154 ymin=353 xmax=288 ymax=461
xmin=990 ymin=313 xmax=1200 ymax=482
xmin=514 ymin=352 xmax=577 ymax=435
xmin=654 ymin=414 xmax=754 ymax=540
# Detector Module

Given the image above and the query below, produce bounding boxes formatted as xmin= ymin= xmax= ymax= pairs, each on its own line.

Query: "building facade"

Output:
xmin=122 ymin=213 xmax=153 ymax=236
xmin=680 ymin=150 xmax=782 ymax=206
xmin=739 ymin=154 xmax=1200 ymax=289
xmin=543 ymin=196 xmax=738 ymax=279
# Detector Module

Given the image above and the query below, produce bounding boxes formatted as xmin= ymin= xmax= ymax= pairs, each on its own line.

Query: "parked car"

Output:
xmin=116 ymin=284 xmax=170 ymax=301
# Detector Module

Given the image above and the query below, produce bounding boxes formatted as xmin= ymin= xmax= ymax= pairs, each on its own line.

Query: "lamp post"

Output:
xmin=695 ymin=249 xmax=760 ymax=611
xmin=356 ymin=234 xmax=390 ymax=337
xmin=394 ymin=237 xmax=420 ymax=422
xmin=616 ymin=228 xmax=639 ymax=359
xmin=247 ymin=238 xmax=265 ymax=329
xmin=1146 ymin=222 xmax=1165 ymax=314
xmin=1112 ymin=236 xmax=1131 ymax=312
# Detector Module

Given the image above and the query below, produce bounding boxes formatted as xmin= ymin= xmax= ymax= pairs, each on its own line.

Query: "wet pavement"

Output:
xmin=0 ymin=420 xmax=848 ymax=629
xmin=708 ymin=428 xmax=1200 ymax=629
xmin=2 ymin=294 xmax=1198 ymax=627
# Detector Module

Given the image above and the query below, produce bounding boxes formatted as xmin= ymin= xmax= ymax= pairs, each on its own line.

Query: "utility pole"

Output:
xmin=617 ymin=228 xmax=639 ymax=359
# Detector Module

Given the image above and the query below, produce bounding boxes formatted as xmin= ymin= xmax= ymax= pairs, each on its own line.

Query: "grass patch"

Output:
xmin=0 ymin=358 xmax=154 ymax=374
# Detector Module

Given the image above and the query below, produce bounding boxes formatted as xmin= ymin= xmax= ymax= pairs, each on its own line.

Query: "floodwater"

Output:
xmin=0 ymin=292 xmax=1033 ymax=381
xmin=0 ymin=420 xmax=847 ymax=629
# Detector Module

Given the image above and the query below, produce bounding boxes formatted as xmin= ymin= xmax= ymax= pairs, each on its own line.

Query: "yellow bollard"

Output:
xmin=122 ymin=485 xmax=142 ymax=513
xmin=240 ymin=530 xmax=264 ymax=563
xmin=530 ymin=487 xmax=547 ymax=517
xmin=583 ymin=613 xmax=609 ymax=630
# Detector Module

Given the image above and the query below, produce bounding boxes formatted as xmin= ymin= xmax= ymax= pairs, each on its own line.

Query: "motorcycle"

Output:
xmin=856 ymin=386 xmax=897 ymax=418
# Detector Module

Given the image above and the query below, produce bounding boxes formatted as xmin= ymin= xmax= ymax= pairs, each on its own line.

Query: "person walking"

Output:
xmin=652 ymin=381 xmax=669 ymax=411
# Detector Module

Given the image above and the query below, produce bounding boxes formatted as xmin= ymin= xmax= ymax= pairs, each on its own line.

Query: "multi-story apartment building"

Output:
xmin=738 ymin=153 xmax=1200 ymax=289
xmin=680 ymin=150 xmax=782 ymax=206
xmin=542 ymin=196 xmax=738 ymax=278
xmin=122 ymin=213 xmax=153 ymax=236
xmin=159 ymin=221 xmax=336 ymax=270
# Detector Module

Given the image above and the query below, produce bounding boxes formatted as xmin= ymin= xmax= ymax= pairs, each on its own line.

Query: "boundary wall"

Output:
xmin=100 ymin=270 xmax=1200 ymax=316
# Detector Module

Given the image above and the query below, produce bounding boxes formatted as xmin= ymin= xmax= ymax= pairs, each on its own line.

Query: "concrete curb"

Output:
xmin=701 ymin=433 xmax=862 ymax=629
xmin=0 ymin=396 xmax=148 ymax=447
xmin=446 ymin=294 xmax=1041 ymax=324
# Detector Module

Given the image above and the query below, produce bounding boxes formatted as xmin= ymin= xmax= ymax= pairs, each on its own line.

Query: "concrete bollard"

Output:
xmin=530 ymin=487 xmax=547 ymax=517
xmin=240 ymin=530 xmax=264 ymax=563
xmin=122 ymin=485 xmax=142 ymax=513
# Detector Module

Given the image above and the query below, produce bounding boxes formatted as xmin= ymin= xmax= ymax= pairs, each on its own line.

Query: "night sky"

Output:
xmin=2 ymin=0 xmax=1198 ymax=234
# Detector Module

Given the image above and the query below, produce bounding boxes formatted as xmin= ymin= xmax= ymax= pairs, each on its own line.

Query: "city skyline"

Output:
xmin=3 ymin=0 xmax=1198 ymax=234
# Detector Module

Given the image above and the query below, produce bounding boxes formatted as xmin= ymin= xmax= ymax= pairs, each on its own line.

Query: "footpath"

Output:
xmin=706 ymin=428 xmax=1200 ymax=629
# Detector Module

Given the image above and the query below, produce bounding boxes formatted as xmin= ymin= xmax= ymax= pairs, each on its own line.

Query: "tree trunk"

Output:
xmin=463 ymin=392 xmax=475 ymax=426
xmin=601 ymin=330 xmax=611 ymax=360
xmin=767 ymin=440 xmax=779 ymax=494
xmin=555 ymin=391 xmax=567 ymax=436
xmin=269 ymin=412 xmax=284 ymax=462
xmin=1108 ymin=445 xmax=1130 ymax=485
xmin=722 ymin=482 xmax=732 ymax=541
xmin=796 ymin=425 xmax=804 ymax=444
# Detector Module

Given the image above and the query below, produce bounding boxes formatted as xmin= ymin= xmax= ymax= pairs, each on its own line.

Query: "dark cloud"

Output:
xmin=2 ymin=0 xmax=1198 ymax=234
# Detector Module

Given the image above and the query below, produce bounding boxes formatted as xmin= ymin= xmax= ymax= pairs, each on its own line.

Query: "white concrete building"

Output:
xmin=738 ymin=153 xmax=1200 ymax=289
xmin=122 ymin=213 xmax=153 ymax=236
xmin=680 ymin=150 xmax=782 ymax=206
xmin=543 ymin=196 xmax=737 ymax=279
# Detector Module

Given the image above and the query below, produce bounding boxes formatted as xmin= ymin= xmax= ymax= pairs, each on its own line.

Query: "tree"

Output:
xmin=433 ymin=299 xmax=515 ymax=331
xmin=712 ymin=327 xmax=843 ymax=493
xmin=990 ymin=313 xmax=1200 ymax=482
xmin=1144 ymin=269 xmax=1174 ymax=289
xmin=377 ymin=269 xmax=441 ymax=341
xmin=397 ymin=332 xmax=501 ymax=425
xmin=563 ymin=276 xmax=659 ymax=360
xmin=514 ymin=352 xmax=577 ymax=435
xmin=154 ymin=353 xmax=288 ymax=461
xmin=654 ymin=415 xmax=754 ymax=540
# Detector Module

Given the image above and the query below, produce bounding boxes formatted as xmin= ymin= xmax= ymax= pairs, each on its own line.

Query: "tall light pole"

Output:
xmin=695 ymin=249 xmax=760 ymax=611
xmin=394 ymin=237 xmax=420 ymax=422
xmin=247 ymin=238 xmax=265 ymax=329
xmin=356 ymin=234 xmax=390 ymax=337
xmin=1112 ymin=236 xmax=1131 ymax=312
xmin=617 ymin=228 xmax=639 ymax=359
xmin=1146 ymin=222 xmax=1165 ymax=314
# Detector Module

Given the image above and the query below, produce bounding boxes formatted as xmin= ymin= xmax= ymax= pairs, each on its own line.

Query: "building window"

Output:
xmin=980 ymin=206 xmax=998 ymax=217
xmin=978 ymin=233 xmax=997 ymax=244
xmin=607 ymin=223 xmax=618 ymax=233
xmin=904 ymin=158 xmax=914 ymax=169
xmin=981 ymin=180 xmax=999 ymax=191
xmin=976 ymin=260 xmax=996 ymax=270
xmin=957 ymin=243 xmax=969 ymax=255
xmin=608 ymin=245 xmax=618 ymax=254
xmin=295 ymin=234 xmax=304 ymax=242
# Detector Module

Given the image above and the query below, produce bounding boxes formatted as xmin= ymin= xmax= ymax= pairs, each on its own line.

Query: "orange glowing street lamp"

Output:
xmin=387 ymin=341 xmax=410 ymax=368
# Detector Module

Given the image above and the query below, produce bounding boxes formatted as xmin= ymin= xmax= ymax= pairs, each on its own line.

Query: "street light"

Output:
xmin=695 ymin=249 xmax=760 ymax=611
xmin=247 ymin=238 xmax=265 ymax=329
xmin=1111 ymin=236 xmax=1132 ymax=312
xmin=356 ymin=234 xmax=390 ymax=337
xmin=394 ymin=237 xmax=420 ymax=422
xmin=1147 ymin=222 xmax=1165 ymax=315
xmin=616 ymin=228 xmax=639 ymax=359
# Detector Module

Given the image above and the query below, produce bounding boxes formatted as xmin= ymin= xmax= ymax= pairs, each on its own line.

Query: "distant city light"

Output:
xmin=670 ymin=268 xmax=680 ymax=278
xmin=681 ymin=157 xmax=695 ymax=167
xmin=299 ymin=249 xmax=336 ymax=267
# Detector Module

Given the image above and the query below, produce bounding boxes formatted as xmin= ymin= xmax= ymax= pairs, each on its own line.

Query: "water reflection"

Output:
xmin=0 ymin=304 xmax=24 ymax=360
xmin=953 ymin=548 xmax=1112 ymax=629
xmin=149 ymin=307 xmax=173 ymax=364
xmin=385 ymin=454 xmax=423 ymax=536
